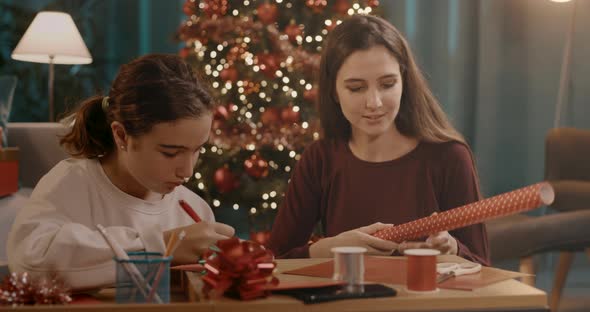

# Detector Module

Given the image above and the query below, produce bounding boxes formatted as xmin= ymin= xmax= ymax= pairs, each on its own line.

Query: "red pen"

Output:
xmin=179 ymin=200 xmax=202 ymax=223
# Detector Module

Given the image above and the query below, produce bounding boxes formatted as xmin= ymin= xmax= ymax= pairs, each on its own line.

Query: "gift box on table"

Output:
xmin=0 ymin=147 xmax=18 ymax=197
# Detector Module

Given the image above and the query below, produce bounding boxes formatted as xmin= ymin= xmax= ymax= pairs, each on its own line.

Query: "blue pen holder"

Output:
xmin=114 ymin=252 xmax=172 ymax=304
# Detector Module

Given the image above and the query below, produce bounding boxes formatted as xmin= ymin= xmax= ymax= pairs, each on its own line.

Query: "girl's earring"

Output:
xmin=120 ymin=145 xmax=126 ymax=150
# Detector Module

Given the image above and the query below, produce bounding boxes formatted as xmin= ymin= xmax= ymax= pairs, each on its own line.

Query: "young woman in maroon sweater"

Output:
xmin=268 ymin=15 xmax=490 ymax=265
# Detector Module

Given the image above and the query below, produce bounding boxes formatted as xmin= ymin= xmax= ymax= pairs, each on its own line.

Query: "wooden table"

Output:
xmin=182 ymin=255 xmax=548 ymax=312
xmin=6 ymin=255 xmax=548 ymax=312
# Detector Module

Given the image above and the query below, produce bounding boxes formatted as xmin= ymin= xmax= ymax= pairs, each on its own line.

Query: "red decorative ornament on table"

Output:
xmin=201 ymin=237 xmax=278 ymax=300
xmin=0 ymin=272 xmax=72 ymax=306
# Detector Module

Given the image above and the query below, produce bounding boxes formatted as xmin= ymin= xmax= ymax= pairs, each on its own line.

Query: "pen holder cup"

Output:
xmin=115 ymin=252 xmax=172 ymax=304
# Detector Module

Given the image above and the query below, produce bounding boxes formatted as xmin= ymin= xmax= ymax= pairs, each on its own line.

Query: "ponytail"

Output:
xmin=60 ymin=95 xmax=114 ymax=158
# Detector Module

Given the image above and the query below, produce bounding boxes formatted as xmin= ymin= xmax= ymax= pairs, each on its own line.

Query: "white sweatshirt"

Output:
xmin=7 ymin=158 xmax=214 ymax=290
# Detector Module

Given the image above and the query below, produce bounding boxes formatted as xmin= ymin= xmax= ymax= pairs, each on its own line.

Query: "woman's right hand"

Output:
xmin=309 ymin=222 xmax=398 ymax=258
xmin=164 ymin=221 xmax=235 ymax=264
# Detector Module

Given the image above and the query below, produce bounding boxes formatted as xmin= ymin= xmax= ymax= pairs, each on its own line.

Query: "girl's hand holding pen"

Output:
xmin=163 ymin=222 xmax=235 ymax=264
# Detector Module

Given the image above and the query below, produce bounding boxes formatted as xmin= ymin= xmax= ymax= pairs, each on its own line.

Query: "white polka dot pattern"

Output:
xmin=373 ymin=182 xmax=554 ymax=242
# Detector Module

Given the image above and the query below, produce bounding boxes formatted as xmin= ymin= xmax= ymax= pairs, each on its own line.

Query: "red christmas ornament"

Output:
xmin=366 ymin=0 xmax=379 ymax=7
xmin=227 ymin=45 xmax=246 ymax=63
xmin=280 ymin=105 xmax=300 ymax=124
xmin=220 ymin=67 xmax=238 ymax=82
xmin=244 ymin=154 xmax=269 ymax=179
xmin=178 ymin=47 xmax=192 ymax=59
xmin=284 ymin=20 xmax=302 ymax=43
xmin=257 ymin=52 xmax=280 ymax=78
xmin=241 ymin=80 xmax=261 ymax=95
xmin=260 ymin=107 xmax=281 ymax=126
xmin=333 ymin=0 xmax=350 ymax=15
xmin=306 ymin=0 xmax=328 ymax=13
xmin=257 ymin=3 xmax=278 ymax=25
xmin=202 ymin=0 xmax=229 ymax=18
xmin=303 ymin=87 xmax=318 ymax=103
xmin=182 ymin=0 xmax=199 ymax=16
xmin=326 ymin=19 xmax=338 ymax=32
xmin=214 ymin=105 xmax=230 ymax=121
xmin=214 ymin=166 xmax=239 ymax=193
xmin=179 ymin=22 xmax=205 ymax=42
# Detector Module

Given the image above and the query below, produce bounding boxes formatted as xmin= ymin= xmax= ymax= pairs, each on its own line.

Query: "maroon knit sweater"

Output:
xmin=268 ymin=139 xmax=490 ymax=265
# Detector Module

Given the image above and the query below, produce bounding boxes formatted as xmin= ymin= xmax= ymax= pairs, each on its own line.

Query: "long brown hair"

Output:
xmin=319 ymin=14 xmax=465 ymax=145
xmin=60 ymin=54 xmax=214 ymax=158
xmin=318 ymin=15 xmax=481 ymax=197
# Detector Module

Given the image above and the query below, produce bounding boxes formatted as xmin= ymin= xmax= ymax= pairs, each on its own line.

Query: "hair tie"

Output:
xmin=101 ymin=96 xmax=110 ymax=112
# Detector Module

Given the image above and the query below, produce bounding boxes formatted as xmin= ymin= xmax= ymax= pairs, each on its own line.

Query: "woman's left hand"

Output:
xmin=397 ymin=231 xmax=458 ymax=255
xmin=425 ymin=231 xmax=458 ymax=255
xmin=398 ymin=212 xmax=458 ymax=255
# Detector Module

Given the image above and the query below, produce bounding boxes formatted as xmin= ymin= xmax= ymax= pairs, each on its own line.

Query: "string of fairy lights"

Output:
xmin=181 ymin=0 xmax=378 ymax=216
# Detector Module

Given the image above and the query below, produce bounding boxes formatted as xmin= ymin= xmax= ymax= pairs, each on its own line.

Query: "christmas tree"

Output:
xmin=178 ymin=0 xmax=382 ymax=239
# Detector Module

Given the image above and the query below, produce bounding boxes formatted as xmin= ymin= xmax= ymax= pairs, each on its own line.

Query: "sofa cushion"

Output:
xmin=0 ymin=76 xmax=18 ymax=148
xmin=0 ymin=188 xmax=33 ymax=262
xmin=486 ymin=210 xmax=590 ymax=262
xmin=6 ymin=123 xmax=69 ymax=188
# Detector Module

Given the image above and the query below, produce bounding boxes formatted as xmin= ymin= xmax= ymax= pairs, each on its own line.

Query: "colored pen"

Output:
xmin=179 ymin=200 xmax=202 ymax=223
xmin=147 ymin=230 xmax=186 ymax=303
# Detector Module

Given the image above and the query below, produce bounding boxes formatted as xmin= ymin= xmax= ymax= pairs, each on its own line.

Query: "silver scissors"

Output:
xmin=436 ymin=262 xmax=482 ymax=283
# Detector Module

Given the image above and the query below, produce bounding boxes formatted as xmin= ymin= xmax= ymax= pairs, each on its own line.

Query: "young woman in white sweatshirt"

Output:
xmin=7 ymin=54 xmax=235 ymax=290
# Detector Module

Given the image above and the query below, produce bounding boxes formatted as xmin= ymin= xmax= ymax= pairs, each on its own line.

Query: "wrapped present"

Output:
xmin=0 ymin=147 xmax=18 ymax=197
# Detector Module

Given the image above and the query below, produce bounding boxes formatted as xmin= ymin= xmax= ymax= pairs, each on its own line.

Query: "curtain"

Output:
xmin=384 ymin=0 xmax=590 ymax=198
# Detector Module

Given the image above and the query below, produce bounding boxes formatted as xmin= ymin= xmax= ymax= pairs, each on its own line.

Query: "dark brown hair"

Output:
xmin=60 ymin=54 xmax=214 ymax=158
xmin=319 ymin=15 xmax=465 ymax=144
xmin=319 ymin=15 xmax=482 ymax=197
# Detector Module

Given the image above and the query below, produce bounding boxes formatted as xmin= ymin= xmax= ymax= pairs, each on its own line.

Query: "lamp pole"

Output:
xmin=553 ymin=0 xmax=577 ymax=128
xmin=48 ymin=55 xmax=55 ymax=122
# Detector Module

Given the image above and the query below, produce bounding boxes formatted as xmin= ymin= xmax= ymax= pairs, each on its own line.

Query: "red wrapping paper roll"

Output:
xmin=373 ymin=182 xmax=555 ymax=242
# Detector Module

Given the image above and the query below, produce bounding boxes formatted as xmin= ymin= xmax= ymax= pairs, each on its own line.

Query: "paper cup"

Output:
xmin=404 ymin=248 xmax=440 ymax=294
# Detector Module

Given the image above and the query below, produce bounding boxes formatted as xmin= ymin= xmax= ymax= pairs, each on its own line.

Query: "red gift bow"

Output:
xmin=202 ymin=237 xmax=278 ymax=300
xmin=373 ymin=182 xmax=555 ymax=242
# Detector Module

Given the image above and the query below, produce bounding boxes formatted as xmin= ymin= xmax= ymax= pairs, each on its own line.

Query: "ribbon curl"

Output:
xmin=202 ymin=237 xmax=278 ymax=300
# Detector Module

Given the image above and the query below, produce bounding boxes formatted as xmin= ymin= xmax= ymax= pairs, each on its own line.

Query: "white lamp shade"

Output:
xmin=11 ymin=11 xmax=92 ymax=65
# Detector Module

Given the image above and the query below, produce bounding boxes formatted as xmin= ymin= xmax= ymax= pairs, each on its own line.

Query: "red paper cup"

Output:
xmin=404 ymin=249 xmax=440 ymax=294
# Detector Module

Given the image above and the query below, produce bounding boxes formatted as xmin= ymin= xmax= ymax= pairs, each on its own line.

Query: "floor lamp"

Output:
xmin=552 ymin=0 xmax=577 ymax=128
xmin=11 ymin=11 xmax=92 ymax=122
